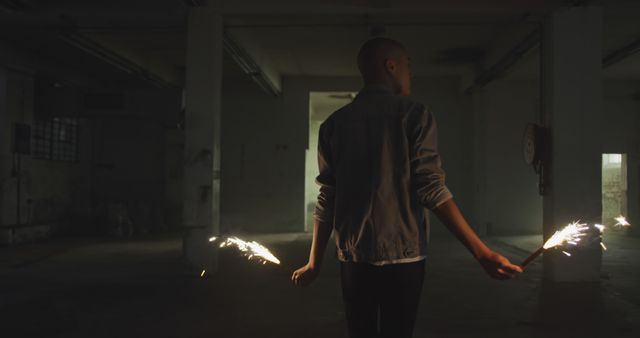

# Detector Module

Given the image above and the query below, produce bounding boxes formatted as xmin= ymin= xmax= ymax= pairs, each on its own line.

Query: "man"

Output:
xmin=291 ymin=37 xmax=522 ymax=338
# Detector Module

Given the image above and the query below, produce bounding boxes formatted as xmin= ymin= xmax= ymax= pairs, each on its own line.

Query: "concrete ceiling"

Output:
xmin=227 ymin=21 xmax=506 ymax=78
xmin=0 ymin=0 xmax=638 ymax=88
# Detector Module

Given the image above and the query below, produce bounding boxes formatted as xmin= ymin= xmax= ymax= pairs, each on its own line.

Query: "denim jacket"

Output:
xmin=313 ymin=83 xmax=453 ymax=263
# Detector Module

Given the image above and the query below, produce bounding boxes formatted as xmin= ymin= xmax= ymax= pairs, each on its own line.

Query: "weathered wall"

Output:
xmin=0 ymin=66 xmax=183 ymax=242
xmin=0 ymin=69 xmax=91 ymax=242
xmin=89 ymin=88 xmax=182 ymax=234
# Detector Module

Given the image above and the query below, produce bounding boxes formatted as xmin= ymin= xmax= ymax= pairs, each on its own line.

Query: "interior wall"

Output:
xmin=90 ymin=88 xmax=182 ymax=234
xmin=220 ymin=73 xmax=269 ymax=235
xmin=412 ymin=77 xmax=474 ymax=235
xmin=0 ymin=65 xmax=183 ymax=241
xmin=221 ymin=74 xmax=364 ymax=234
xmin=472 ymin=78 xmax=640 ymax=236
xmin=473 ymin=79 xmax=543 ymax=235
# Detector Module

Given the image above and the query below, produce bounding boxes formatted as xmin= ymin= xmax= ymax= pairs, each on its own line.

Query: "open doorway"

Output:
xmin=602 ymin=153 xmax=628 ymax=226
xmin=305 ymin=91 xmax=356 ymax=232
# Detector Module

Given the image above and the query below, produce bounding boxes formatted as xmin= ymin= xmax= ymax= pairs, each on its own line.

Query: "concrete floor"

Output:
xmin=1 ymin=232 xmax=639 ymax=338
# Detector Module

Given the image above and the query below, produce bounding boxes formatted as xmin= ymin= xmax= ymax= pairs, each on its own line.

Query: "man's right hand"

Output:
xmin=291 ymin=263 xmax=319 ymax=287
xmin=476 ymin=250 xmax=523 ymax=280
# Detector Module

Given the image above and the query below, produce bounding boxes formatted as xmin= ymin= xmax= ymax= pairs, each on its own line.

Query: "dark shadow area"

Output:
xmin=3 ymin=233 xmax=638 ymax=338
xmin=536 ymin=281 xmax=607 ymax=337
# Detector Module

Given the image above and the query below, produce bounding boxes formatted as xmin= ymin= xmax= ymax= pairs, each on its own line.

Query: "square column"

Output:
xmin=183 ymin=7 xmax=223 ymax=272
xmin=0 ymin=68 xmax=6 ymax=232
xmin=542 ymin=6 xmax=603 ymax=282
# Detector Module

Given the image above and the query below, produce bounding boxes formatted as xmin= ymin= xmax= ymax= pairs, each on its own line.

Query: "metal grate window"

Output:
xmin=32 ymin=117 xmax=79 ymax=162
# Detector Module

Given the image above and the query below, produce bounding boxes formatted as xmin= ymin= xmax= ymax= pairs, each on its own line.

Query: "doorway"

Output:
xmin=602 ymin=153 xmax=627 ymax=226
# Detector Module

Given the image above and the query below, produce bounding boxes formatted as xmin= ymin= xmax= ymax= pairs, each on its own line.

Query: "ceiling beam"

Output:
xmin=464 ymin=27 xmax=540 ymax=94
xmin=58 ymin=29 xmax=182 ymax=88
xmin=603 ymin=38 xmax=640 ymax=69
xmin=0 ymin=38 xmax=95 ymax=87
xmin=464 ymin=2 xmax=601 ymax=93
xmin=223 ymin=29 xmax=282 ymax=96
xmin=467 ymin=32 xmax=640 ymax=92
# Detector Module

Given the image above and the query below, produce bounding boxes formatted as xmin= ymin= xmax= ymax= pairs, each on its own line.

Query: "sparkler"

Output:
xmin=615 ymin=216 xmax=630 ymax=227
xmin=521 ymin=221 xmax=590 ymax=268
xmin=210 ymin=236 xmax=281 ymax=265
xmin=520 ymin=216 xmax=632 ymax=269
xmin=594 ymin=215 xmax=629 ymax=251
xmin=204 ymin=236 xmax=293 ymax=277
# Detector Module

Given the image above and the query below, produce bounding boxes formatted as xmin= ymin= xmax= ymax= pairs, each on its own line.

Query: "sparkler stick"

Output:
xmin=520 ymin=247 xmax=544 ymax=268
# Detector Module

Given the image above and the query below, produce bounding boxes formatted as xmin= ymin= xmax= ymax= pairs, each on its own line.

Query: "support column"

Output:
xmin=542 ymin=7 xmax=603 ymax=282
xmin=183 ymin=6 xmax=223 ymax=272
xmin=0 ymin=68 xmax=6 ymax=233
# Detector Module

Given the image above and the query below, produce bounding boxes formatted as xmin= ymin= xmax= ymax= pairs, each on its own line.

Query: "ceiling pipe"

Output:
xmin=603 ymin=38 xmax=640 ymax=69
xmin=57 ymin=29 xmax=173 ymax=88
xmin=223 ymin=29 xmax=281 ymax=97
xmin=464 ymin=27 xmax=541 ymax=94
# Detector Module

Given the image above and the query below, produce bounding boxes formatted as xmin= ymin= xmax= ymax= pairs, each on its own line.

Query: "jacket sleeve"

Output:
xmin=313 ymin=120 xmax=336 ymax=224
xmin=408 ymin=105 xmax=453 ymax=210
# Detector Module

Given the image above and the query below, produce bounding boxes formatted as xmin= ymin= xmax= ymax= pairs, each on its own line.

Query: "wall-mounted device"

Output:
xmin=522 ymin=123 xmax=548 ymax=195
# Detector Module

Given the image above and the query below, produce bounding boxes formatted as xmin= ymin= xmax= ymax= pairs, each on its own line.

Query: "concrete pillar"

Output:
xmin=541 ymin=7 xmax=602 ymax=282
xmin=0 ymin=68 xmax=6 ymax=234
xmin=183 ymin=7 xmax=223 ymax=272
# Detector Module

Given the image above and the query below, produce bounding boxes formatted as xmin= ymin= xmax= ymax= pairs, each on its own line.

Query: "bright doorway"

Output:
xmin=602 ymin=153 xmax=628 ymax=226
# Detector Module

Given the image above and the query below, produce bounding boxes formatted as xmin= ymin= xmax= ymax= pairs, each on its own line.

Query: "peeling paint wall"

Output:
xmin=0 ymin=69 xmax=91 ymax=242
xmin=0 ymin=66 xmax=182 ymax=242
xmin=89 ymin=88 xmax=182 ymax=235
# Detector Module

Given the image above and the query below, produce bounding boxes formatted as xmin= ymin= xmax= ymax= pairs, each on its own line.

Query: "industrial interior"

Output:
xmin=1 ymin=0 xmax=639 ymax=337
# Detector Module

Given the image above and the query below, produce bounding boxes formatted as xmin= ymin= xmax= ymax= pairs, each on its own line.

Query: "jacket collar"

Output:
xmin=355 ymin=83 xmax=395 ymax=99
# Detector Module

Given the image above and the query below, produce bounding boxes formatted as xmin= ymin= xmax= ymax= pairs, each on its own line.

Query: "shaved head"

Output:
xmin=357 ymin=37 xmax=408 ymax=84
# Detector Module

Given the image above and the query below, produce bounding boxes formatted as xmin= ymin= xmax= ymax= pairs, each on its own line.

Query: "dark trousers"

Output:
xmin=340 ymin=259 xmax=426 ymax=338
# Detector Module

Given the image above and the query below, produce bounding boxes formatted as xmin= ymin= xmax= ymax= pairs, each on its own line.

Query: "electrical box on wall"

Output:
xmin=522 ymin=123 xmax=549 ymax=195
xmin=523 ymin=123 xmax=547 ymax=166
